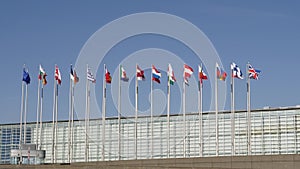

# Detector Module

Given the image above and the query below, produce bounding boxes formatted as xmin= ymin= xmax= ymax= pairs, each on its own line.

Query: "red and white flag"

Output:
xmin=136 ymin=65 xmax=145 ymax=81
xmin=105 ymin=66 xmax=112 ymax=84
xmin=120 ymin=65 xmax=129 ymax=82
xmin=183 ymin=64 xmax=194 ymax=85
xmin=198 ymin=65 xmax=208 ymax=84
xmin=55 ymin=65 xmax=61 ymax=85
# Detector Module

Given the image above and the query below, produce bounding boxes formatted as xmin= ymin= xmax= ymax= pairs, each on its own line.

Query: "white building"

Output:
xmin=1 ymin=106 xmax=300 ymax=164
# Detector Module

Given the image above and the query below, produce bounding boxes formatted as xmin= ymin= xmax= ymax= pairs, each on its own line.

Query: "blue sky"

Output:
xmin=0 ymin=0 xmax=299 ymax=123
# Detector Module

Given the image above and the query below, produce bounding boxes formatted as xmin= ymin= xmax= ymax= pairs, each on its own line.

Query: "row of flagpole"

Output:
xmin=20 ymin=64 xmax=77 ymax=163
xmin=20 ymin=62 xmax=260 ymax=163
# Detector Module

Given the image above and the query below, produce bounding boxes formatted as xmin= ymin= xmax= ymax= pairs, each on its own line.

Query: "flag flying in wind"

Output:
xmin=120 ymin=65 xmax=129 ymax=82
xmin=216 ymin=64 xmax=227 ymax=81
xmin=183 ymin=64 xmax=193 ymax=85
xmin=152 ymin=65 xmax=161 ymax=84
xmin=70 ymin=65 xmax=79 ymax=84
xmin=168 ymin=64 xmax=176 ymax=85
xmin=136 ymin=65 xmax=145 ymax=81
xmin=22 ymin=68 xmax=31 ymax=85
xmin=87 ymin=68 xmax=96 ymax=83
xmin=39 ymin=65 xmax=47 ymax=85
xmin=248 ymin=64 xmax=261 ymax=80
xmin=198 ymin=65 xmax=208 ymax=84
xmin=105 ymin=66 xmax=112 ymax=84
xmin=55 ymin=65 xmax=62 ymax=85
xmin=231 ymin=62 xmax=243 ymax=79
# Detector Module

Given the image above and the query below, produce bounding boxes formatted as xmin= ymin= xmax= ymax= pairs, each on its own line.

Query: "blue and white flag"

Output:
xmin=87 ymin=68 xmax=96 ymax=83
xmin=22 ymin=68 xmax=31 ymax=84
xmin=231 ymin=62 xmax=243 ymax=79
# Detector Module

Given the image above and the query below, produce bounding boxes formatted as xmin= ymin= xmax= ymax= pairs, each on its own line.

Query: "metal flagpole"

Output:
xmin=150 ymin=65 xmax=154 ymax=159
xmin=215 ymin=63 xmax=219 ymax=156
xmin=198 ymin=73 xmax=203 ymax=157
xmin=19 ymin=69 xmax=24 ymax=151
xmin=200 ymin=78 xmax=203 ymax=157
xmin=51 ymin=71 xmax=56 ymax=163
xmin=39 ymin=84 xmax=44 ymax=150
xmin=71 ymin=84 xmax=75 ymax=162
xmin=85 ymin=65 xmax=89 ymax=162
xmin=36 ymin=77 xmax=41 ymax=150
xmin=247 ymin=63 xmax=251 ymax=155
xmin=167 ymin=70 xmax=170 ymax=158
xmin=231 ymin=67 xmax=235 ymax=155
xmin=135 ymin=64 xmax=138 ymax=160
xmin=23 ymin=82 xmax=28 ymax=144
xmin=118 ymin=65 xmax=121 ymax=160
xmin=68 ymin=70 xmax=72 ymax=163
xmin=55 ymin=83 xmax=58 ymax=163
xmin=87 ymin=80 xmax=90 ymax=162
xmin=102 ymin=65 xmax=107 ymax=161
xmin=183 ymin=81 xmax=186 ymax=158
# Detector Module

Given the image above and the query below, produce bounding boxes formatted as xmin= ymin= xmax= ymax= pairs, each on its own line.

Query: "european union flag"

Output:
xmin=23 ymin=68 xmax=31 ymax=84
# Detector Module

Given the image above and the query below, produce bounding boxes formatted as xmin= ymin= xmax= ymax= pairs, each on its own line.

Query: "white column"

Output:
xmin=51 ymin=77 xmax=56 ymax=164
xmin=247 ymin=63 xmax=251 ymax=155
xmin=35 ymin=79 xmax=41 ymax=149
xmin=215 ymin=63 xmax=219 ymax=156
xmin=102 ymin=65 xmax=107 ymax=161
xmin=198 ymin=80 xmax=203 ymax=157
xmin=231 ymin=69 xmax=235 ymax=155
xmin=85 ymin=65 xmax=89 ymax=162
xmin=23 ymin=84 xmax=28 ymax=144
xmin=39 ymin=86 xmax=44 ymax=150
xmin=167 ymin=76 xmax=170 ymax=158
xmin=19 ymin=77 xmax=24 ymax=149
xmin=135 ymin=64 xmax=138 ymax=159
xmin=118 ymin=65 xmax=121 ymax=160
xmin=70 ymin=85 xmax=74 ymax=162
xmin=151 ymin=66 xmax=154 ymax=159
xmin=68 ymin=77 xmax=72 ymax=163
xmin=55 ymin=84 xmax=58 ymax=163
xmin=183 ymin=81 xmax=186 ymax=157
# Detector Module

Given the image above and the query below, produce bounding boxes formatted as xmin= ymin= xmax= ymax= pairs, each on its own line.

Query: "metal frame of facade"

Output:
xmin=0 ymin=106 xmax=299 ymax=164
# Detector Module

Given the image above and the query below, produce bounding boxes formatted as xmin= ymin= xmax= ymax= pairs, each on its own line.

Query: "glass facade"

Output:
xmin=1 ymin=107 xmax=300 ymax=164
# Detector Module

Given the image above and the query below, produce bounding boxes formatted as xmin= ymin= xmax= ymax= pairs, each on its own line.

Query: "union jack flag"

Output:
xmin=248 ymin=64 xmax=261 ymax=80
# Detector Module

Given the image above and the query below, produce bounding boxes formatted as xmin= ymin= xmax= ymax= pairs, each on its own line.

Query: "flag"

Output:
xmin=168 ymin=64 xmax=176 ymax=85
xmin=39 ymin=65 xmax=47 ymax=85
xmin=248 ymin=64 xmax=261 ymax=80
xmin=120 ymin=65 xmax=129 ymax=82
xmin=183 ymin=64 xmax=193 ymax=85
xmin=136 ymin=65 xmax=145 ymax=81
xmin=87 ymin=68 xmax=96 ymax=83
xmin=70 ymin=65 xmax=74 ymax=81
xmin=152 ymin=65 xmax=161 ymax=84
xmin=38 ymin=65 xmax=45 ymax=80
xmin=216 ymin=64 xmax=227 ymax=81
xmin=198 ymin=65 xmax=208 ymax=84
xmin=70 ymin=65 xmax=79 ymax=84
xmin=22 ymin=68 xmax=31 ymax=85
xmin=231 ymin=62 xmax=243 ymax=79
xmin=105 ymin=66 xmax=112 ymax=84
xmin=55 ymin=65 xmax=62 ymax=85
xmin=73 ymin=70 xmax=79 ymax=84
